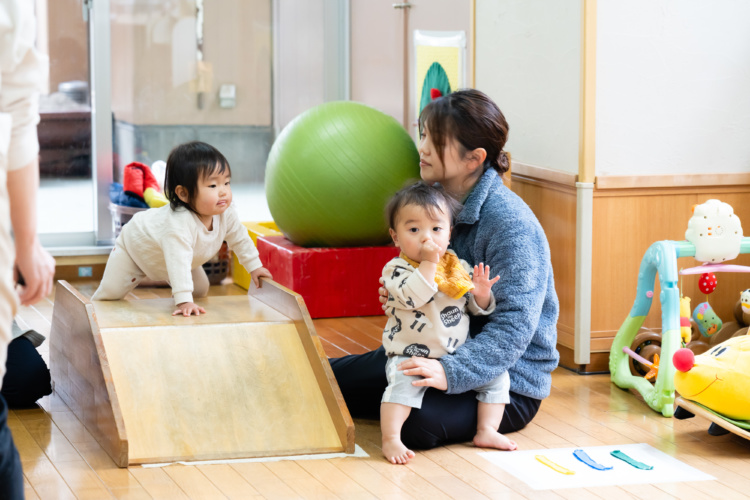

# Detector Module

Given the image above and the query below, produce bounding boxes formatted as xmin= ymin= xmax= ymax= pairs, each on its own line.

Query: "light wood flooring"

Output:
xmin=8 ymin=281 xmax=750 ymax=499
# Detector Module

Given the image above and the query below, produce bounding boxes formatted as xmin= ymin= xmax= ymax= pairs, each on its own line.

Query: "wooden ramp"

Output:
xmin=50 ymin=279 xmax=354 ymax=467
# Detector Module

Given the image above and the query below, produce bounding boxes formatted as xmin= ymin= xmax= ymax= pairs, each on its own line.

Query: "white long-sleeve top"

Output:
xmin=382 ymin=254 xmax=495 ymax=359
xmin=0 ymin=0 xmax=47 ymax=385
xmin=119 ymin=204 xmax=263 ymax=305
xmin=0 ymin=0 xmax=46 ymax=172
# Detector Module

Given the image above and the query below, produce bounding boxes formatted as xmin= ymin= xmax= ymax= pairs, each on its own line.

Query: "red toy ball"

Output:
xmin=673 ymin=348 xmax=695 ymax=372
xmin=698 ymin=272 xmax=717 ymax=294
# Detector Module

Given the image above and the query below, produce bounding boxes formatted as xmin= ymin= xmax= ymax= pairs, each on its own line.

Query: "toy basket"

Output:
xmin=109 ymin=203 xmax=146 ymax=238
xmin=202 ymin=242 xmax=231 ymax=285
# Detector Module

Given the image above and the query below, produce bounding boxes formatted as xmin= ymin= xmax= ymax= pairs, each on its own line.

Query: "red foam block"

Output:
xmin=257 ymin=235 xmax=400 ymax=318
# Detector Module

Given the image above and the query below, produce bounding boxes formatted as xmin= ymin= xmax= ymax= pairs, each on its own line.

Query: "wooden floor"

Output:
xmin=9 ymin=281 xmax=750 ymax=499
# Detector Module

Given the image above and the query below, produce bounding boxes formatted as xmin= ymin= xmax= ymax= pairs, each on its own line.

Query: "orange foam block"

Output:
xmin=257 ymin=235 xmax=400 ymax=318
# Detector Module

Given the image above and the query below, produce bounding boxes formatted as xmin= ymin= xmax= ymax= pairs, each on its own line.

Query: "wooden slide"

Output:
xmin=50 ymin=279 xmax=354 ymax=467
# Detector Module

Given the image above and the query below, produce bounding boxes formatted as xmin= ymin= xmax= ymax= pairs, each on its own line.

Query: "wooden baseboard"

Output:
xmin=595 ymin=172 xmax=750 ymax=190
xmin=557 ymin=344 xmax=610 ymax=374
xmin=54 ymin=263 xmax=106 ymax=282
xmin=511 ymin=162 xmax=578 ymax=188
xmin=53 ymin=254 xmax=109 ymax=282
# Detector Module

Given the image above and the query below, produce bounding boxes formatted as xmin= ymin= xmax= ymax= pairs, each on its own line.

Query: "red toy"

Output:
xmin=698 ymin=272 xmax=717 ymax=294
xmin=123 ymin=162 xmax=167 ymax=207
xmin=673 ymin=348 xmax=695 ymax=372
xmin=257 ymin=235 xmax=400 ymax=318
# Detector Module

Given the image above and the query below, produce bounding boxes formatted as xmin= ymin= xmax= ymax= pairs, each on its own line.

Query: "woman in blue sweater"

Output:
xmin=330 ymin=89 xmax=560 ymax=449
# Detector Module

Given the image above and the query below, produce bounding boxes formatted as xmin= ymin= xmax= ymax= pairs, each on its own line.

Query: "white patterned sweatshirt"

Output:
xmin=381 ymin=252 xmax=495 ymax=359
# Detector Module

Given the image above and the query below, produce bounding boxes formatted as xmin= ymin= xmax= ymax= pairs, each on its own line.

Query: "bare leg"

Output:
xmin=473 ymin=402 xmax=518 ymax=451
xmin=381 ymin=402 xmax=416 ymax=464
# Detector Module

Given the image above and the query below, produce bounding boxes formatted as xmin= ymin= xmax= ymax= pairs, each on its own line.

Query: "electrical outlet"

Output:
xmin=219 ymin=84 xmax=236 ymax=108
xmin=78 ymin=266 xmax=93 ymax=277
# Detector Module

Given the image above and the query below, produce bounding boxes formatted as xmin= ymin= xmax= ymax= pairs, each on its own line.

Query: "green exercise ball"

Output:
xmin=265 ymin=101 xmax=420 ymax=247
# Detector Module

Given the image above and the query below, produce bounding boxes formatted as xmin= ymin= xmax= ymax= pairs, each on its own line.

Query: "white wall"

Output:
xmin=475 ymin=0 xmax=581 ymax=175
xmin=350 ymin=1 xmax=471 ymax=129
xmin=110 ymin=0 xmax=272 ymax=126
xmin=597 ymin=1 xmax=750 ymax=176
xmin=350 ymin=2 xmax=405 ymax=123
xmin=273 ymin=0 xmax=349 ymax=133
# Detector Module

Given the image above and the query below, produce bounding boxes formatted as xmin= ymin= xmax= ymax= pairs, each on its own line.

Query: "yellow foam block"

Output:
xmin=232 ymin=221 xmax=282 ymax=289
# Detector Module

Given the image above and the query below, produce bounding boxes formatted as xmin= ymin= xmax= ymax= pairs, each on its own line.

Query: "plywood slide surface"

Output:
xmin=51 ymin=282 xmax=354 ymax=466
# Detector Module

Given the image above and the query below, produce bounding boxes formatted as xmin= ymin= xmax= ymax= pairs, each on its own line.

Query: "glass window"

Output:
xmin=36 ymin=0 xmax=96 ymax=243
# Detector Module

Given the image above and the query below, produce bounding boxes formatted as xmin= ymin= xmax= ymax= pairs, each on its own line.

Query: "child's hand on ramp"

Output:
xmin=173 ymin=301 xmax=206 ymax=317
xmin=250 ymin=266 xmax=273 ymax=288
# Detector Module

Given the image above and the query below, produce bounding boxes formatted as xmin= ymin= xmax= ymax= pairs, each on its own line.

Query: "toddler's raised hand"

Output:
xmin=472 ymin=263 xmax=500 ymax=304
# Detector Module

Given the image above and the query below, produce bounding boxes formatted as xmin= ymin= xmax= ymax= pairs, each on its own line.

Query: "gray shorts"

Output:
xmin=381 ymin=355 xmax=511 ymax=409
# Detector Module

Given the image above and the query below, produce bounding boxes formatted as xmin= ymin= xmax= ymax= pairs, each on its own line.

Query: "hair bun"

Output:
xmin=499 ymin=151 xmax=509 ymax=168
xmin=487 ymin=151 xmax=510 ymax=175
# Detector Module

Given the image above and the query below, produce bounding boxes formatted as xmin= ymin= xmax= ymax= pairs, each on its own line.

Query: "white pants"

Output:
xmin=382 ymin=355 xmax=511 ymax=409
xmin=92 ymin=242 xmax=209 ymax=302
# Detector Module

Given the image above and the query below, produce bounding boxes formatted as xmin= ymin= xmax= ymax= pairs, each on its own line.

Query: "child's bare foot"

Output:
xmin=382 ymin=436 xmax=415 ymax=464
xmin=473 ymin=429 xmax=518 ymax=451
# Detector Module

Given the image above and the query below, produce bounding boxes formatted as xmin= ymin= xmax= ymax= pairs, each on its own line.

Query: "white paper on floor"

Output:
xmin=479 ymin=443 xmax=715 ymax=490
xmin=141 ymin=444 xmax=368 ymax=468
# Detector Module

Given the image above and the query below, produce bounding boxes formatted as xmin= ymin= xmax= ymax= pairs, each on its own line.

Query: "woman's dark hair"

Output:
xmin=419 ymin=88 xmax=510 ymax=175
xmin=164 ymin=141 xmax=231 ymax=213
xmin=386 ymin=181 xmax=462 ymax=230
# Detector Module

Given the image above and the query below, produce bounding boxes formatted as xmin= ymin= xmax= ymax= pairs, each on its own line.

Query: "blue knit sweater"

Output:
xmin=440 ymin=169 xmax=560 ymax=400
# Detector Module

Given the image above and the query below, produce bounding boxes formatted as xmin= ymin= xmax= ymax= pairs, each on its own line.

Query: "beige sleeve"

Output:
xmin=223 ymin=206 xmax=263 ymax=273
xmin=0 ymin=1 xmax=47 ymax=171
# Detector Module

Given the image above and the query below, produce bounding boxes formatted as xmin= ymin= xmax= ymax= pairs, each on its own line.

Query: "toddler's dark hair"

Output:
xmin=386 ymin=181 xmax=462 ymax=230
xmin=164 ymin=141 xmax=231 ymax=214
xmin=419 ymin=88 xmax=510 ymax=175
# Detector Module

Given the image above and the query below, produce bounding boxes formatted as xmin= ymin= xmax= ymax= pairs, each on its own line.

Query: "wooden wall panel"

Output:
xmin=511 ymin=175 xmax=577 ymax=351
xmin=591 ymin=186 xmax=750 ymax=354
xmin=512 ymin=167 xmax=750 ymax=373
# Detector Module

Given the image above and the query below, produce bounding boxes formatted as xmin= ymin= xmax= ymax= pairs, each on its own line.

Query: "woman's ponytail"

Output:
xmin=486 ymin=151 xmax=510 ymax=176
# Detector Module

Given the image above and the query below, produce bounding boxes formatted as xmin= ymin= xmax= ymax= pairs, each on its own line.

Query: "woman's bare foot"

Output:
xmin=473 ymin=428 xmax=518 ymax=451
xmin=382 ymin=436 xmax=416 ymax=464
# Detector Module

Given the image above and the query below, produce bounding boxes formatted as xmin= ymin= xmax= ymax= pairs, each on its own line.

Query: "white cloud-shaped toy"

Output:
xmin=685 ymin=199 xmax=743 ymax=263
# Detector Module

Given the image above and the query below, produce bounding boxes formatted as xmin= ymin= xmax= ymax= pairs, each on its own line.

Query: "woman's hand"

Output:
xmin=379 ymin=277 xmax=388 ymax=310
xmin=173 ymin=302 xmax=206 ymax=317
xmin=398 ymin=356 xmax=448 ymax=391
xmin=14 ymin=239 xmax=55 ymax=306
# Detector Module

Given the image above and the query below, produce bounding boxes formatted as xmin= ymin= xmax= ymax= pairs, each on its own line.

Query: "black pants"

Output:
xmin=1 ymin=337 xmax=52 ymax=408
xmin=0 ymin=394 xmax=23 ymax=499
xmin=330 ymin=346 xmax=541 ymax=449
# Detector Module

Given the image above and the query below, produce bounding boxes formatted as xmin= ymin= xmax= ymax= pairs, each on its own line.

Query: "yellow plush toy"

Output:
xmin=674 ymin=335 xmax=750 ymax=421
